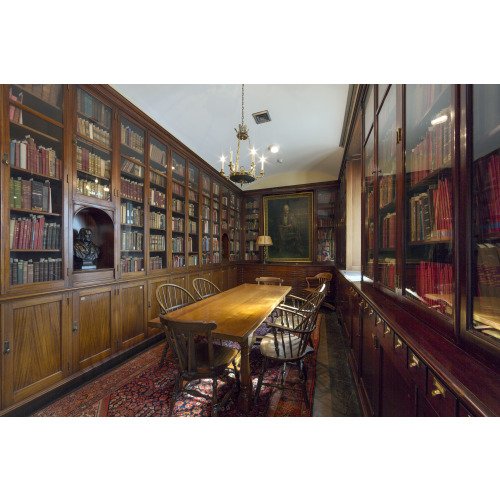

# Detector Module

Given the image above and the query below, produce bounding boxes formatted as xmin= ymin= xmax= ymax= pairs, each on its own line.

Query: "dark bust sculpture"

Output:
xmin=74 ymin=227 xmax=100 ymax=269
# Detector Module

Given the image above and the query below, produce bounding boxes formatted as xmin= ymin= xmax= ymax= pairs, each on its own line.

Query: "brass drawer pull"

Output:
xmin=369 ymin=308 xmax=374 ymax=316
xmin=384 ymin=325 xmax=390 ymax=336
xmin=409 ymin=353 xmax=420 ymax=369
xmin=395 ymin=337 xmax=403 ymax=350
xmin=375 ymin=316 xmax=381 ymax=325
xmin=431 ymin=377 xmax=446 ymax=398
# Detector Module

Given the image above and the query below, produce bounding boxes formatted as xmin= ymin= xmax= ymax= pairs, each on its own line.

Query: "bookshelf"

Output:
xmin=244 ymin=196 xmax=260 ymax=261
xmin=201 ymin=172 xmax=211 ymax=265
xmin=364 ymin=128 xmax=375 ymax=281
xmin=171 ymin=151 xmax=186 ymax=268
xmin=376 ymin=85 xmax=396 ymax=289
xmin=7 ymin=84 xmax=64 ymax=288
xmin=404 ymin=85 xmax=453 ymax=318
xmin=317 ymin=190 xmax=335 ymax=263
xmin=212 ymin=180 xmax=221 ymax=264
xmin=119 ymin=115 xmax=145 ymax=274
xmin=188 ymin=162 xmax=200 ymax=267
xmin=148 ymin=135 xmax=167 ymax=271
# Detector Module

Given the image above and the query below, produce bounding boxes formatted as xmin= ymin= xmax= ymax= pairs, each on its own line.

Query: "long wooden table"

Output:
xmin=148 ymin=283 xmax=291 ymax=412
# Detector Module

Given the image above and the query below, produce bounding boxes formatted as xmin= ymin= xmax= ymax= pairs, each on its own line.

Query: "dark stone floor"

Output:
xmin=312 ymin=309 xmax=362 ymax=417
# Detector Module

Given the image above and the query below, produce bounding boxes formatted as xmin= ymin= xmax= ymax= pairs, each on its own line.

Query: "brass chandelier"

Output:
xmin=220 ymin=84 xmax=265 ymax=186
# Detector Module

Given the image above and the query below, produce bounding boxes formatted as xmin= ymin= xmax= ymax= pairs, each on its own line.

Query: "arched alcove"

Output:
xmin=73 ymin=207 xmax=114 ymax=270
xmin=221 ymin=233 xmax=229 ymax=262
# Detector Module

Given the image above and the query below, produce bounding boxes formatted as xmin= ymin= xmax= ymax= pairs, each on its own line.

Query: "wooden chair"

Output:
xmin=305 ymin=272 xmax=334 ymax=310
xmin=156 ymin=284 xmax=197 ymax=368
xmin=160 ymin=316 xmax=240 ymax=417
xmin=255 ymin=276 xmax=283 ymax=286
xmin=253 ymin=287 xmax=326 ymax=409
xmin=193 ymin=278 xmax=221 ymax=301
xmin=281 ymin=282 xmax=328 ymax=313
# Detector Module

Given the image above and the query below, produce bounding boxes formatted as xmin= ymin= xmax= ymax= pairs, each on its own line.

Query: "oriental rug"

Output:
xmin=33 ymin=315 xmax=322 ymax=417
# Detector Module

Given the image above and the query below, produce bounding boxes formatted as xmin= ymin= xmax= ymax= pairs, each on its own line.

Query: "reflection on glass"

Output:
xmin=472 ymin=85 xmax=500 ymax=340
xmin=404 ymin=85 xmax=453 ymax=317
xmin=364 ymin=130 xmax=374 ymax=281
xmin=364 ymin=86 xmax=374 ymax=138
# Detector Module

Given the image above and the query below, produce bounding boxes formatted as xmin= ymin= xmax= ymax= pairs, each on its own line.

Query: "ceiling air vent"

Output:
xmin=252 ymin=110 xmax=271 ymax=124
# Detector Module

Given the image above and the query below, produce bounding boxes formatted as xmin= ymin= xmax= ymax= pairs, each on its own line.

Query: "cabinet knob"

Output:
xmin=431 ymin=377 xmax=446 ymax=398
xmin=409 ymin=353 xmax=420 ymax=369
xmin=395 ymin=337 xmax=403 ymax=350
xmin=384 ymin=325 xmax=390 ymax=336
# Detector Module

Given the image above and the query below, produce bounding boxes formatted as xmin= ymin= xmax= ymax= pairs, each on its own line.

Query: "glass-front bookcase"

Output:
xmin=245 ymin=196 xmax=260 ymax=261
xmin=188 ymin=163 xmax=200 ymax=266
xmin=364 ymin=128 xmax=375 ymax=281
xmin=119 ymin=115 xmax=145 ymax=274
xmin=7 ymin=84 xmax=64 ymax=287
xmin=377 ymin=85 xmax=397 ymax=289
xmin=171 ymin=151 xmax=186 ymax=268
xmin=201 ymin=172 xmax=211 ymax=265
xmin=471 ymin=84 xmax=500 ymax=341
xmin=317 ymin=190 xmax=335 ymax=262
xmin=75 ymin=87 xmax=112 ymax=204
xmin=148 ymin=135 xmax=167 ymax=271
xmin=212 ymin=180 xmax=220 ymax=263
xmin=404 ymin=85 xmax=453 ymax=318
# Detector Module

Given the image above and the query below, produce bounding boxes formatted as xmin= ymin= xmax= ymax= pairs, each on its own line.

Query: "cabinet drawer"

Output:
xmin=427 ymin=372 xmax=457 ymax=417
xmin=407 ymin=348 xmax=427 ymax=390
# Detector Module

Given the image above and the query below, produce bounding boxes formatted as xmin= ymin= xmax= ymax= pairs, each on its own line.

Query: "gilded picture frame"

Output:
xmin=263 ymin=192 xmax=313 ymax=262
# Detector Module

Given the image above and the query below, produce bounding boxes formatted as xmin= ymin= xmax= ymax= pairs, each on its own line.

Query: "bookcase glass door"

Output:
xmin=75 ymin=88 xmax=112 ymax=202
xmin=120 ymin=116 xmax=145 ymax=274
xmin=364 ymin=130 xmax=375 ymax=281
xmin=471 ymin=84 xmax=500 ymax=341
xmin=148 ymin=135 xmax=167 ymax=271
xmin=376 ymin=85 xmax=397 ymax=289
xmin=8 ymin=84 xmax=64 ymax=286
xmin=404 ymin=85 xmax=453 ymax=318
xmin=212 ymin=180 xmax=220 ymax=263
xmin=201 ymin=172 xmax=211 ymax=265
xmin=317 ymin=190 xmax=335 ymax=262
xmin=188 ymin=163 xmax=200 ymax=266
xmin=171 ymin=151 xmax=186 ymax=268
xmin=245 ymin=196 xmax=260 ymax=261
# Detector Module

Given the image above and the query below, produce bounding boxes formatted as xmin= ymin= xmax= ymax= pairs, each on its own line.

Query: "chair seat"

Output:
xmin=260 ymin=333 xmax=314 ymax=362
xmin=190 ymin=343 xmax=239 ymax=377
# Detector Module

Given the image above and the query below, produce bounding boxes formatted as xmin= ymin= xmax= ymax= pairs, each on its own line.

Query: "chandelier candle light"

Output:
xmin=220 ymin=84 xmax=265 ymax=186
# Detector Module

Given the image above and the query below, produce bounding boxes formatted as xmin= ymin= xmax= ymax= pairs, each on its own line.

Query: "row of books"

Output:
xmin=379 ymin=260 xmax=396 ymax=288
xmin=245 ymin=220 xmax=259 ymax=230
xmin=172 ymin=255 xmax=185 ymax=268
xmin=77 ymin=178 xmax=110 ymax=201
xmin=188 ymin=166 xmax=198 ymax=186
xmin=414 ymin=261 xmax=453 ymax=317
xmin=150 ymin=170 xmax=166 ymax=188
xmin=368 ymin=222 xmax=374 ymax=251
xmin=222 ymin=195 xmax=229 ymax=206
xmin=213 ymin=239 xmax=220 ymax=251
xmin=246 ymin=240 xmax=259 ymax=252
xmin=203 ymin=195 xmax=211 ymax=207
xmin=202 ymin=220 xmax=210 ymax=234
xmin=213 ymin=183 xmax=220 ymax=197
xmin=172 ymin=217 xmax=184 ymax=232
xmin=150 ymin=256 xmax=163 ymax=270
xmin=121 ymin=257 xmax=143 ymax=273
xmin=10 ymin=216 xmax=60 ymax=250
xmin=409 ymin=178 xmax=452 ymax=241
xmin=149 ymin=211 xmax=166 ymax=230
xmin=121 ymin=230 xmax=143 ymax=251
xmin=188 ymin=255 xmax=199 ymax=266
xmin=120 ymin=177 xmax=143 ymax=202
xmin=150 ymin=235 xmax=166 ymax=251
xmin=77 ymin=117 xmax=111 ymax=147
xmin=318 ymin=228 xmax=332 ymax=239
xmin=121 ymin=159 xmax=144 ymax=179
xmin=172 ymin=182 xmax=184 ymax=197
xmin=222 ymin=221 xmax=228 ymax=230
xmin=187 ymin=237 xmax=198 ymax=252
xmin=410 ymin=85 xmax=448 ymax=126
xmin=229 ymin=241 xmax=240 ymax=252
xmin=188 ymin=203 xmax=197 ymax=217
xmin=10 ymin=257 xmax=62 ymax=285
xmin=10 ymin=177 xmax=53 ymax=212
xmin=317 ymin=216 xmax=334 ymax=227
xmin=172 ymin=198 xmax=184 ymax=213
xmin=213 ymin=223 xmax=220 ymax=235
xmin=77 ymin=145 xmax=111 ymax=179
xmin=17 ymin=85 xmax=62 ymax=108
xmin=202 ymin=254 xmax=211 ymax=265
xmin=409 ymin=108 xmax=452 ymax=186
xmin=317 ymin=191 xmax=335 ymax=205
xmin=213 ymin=252 xmax=220 ymax=264
xmin=245 ymin=252 xmax=259 ymax=261
xmin=366 ymin=188 xmax=374 ymax=219
xmin=476 ymin=243 xmax=500 ymax=298
xmin=379 ymin=174 xmax=396 ymax=208
xmin=202 ymin=236 xmax=211 ymax=251
xmin=188 ymin=220 xmax=197 ymax=234
xmin=172 ymin=170 xmax=185 ymax=184
xmin=120 ymin=202 xmax=144 ymax=226
xmin=189 ymin=190 xmax=199 ymax=203
xmin=381 ymin=212 xmax=396 ymax=249
xmin=149 ymin=142 xmax=166 ymax=166
xmin=77 ymin=88 xmax=111 ymax=127
xmin=474 ymin=150 xmax=500 ymax=234
xmin=150 ymin=188 xmax=166 ymax=208
xmin=172 ymin=237 xmax=184 ymax=252
xmin=121 ymin=124 xmax=144 ymax=154
xmin=378 ymin=120 xmax=397 ymax=174
xmin=202 ymin=175 xmax=211 ymax=193
xmin=202 ymin=206 xmax=210 ymax=219
xmin=213 ymin=210 xmax=219 ymax=223
xmin=10 ymin=137 xmax=62 ymax=179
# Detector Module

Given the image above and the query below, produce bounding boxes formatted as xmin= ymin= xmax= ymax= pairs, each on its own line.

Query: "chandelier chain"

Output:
xmin=241 ymin=84 xmax=245 ymax=126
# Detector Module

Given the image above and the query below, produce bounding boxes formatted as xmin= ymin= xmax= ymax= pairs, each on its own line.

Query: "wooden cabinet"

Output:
xmin=2 ymin=293 xmax=70 ymax=407
xmin=117 ymin=281 xmax=147 ymax=350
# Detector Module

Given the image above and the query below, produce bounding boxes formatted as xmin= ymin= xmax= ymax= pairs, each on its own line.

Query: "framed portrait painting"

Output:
xmin=263 ymin=192 xmax=313 ymax=262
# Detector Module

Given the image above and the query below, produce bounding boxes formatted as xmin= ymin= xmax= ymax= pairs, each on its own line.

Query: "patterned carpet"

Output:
xmin=33 ymin=316 xmax=322 ymax=417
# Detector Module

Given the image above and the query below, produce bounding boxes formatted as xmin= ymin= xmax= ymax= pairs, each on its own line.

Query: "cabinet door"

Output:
xmin=350 ymin=296 xmax=361 ymax=377
xmin=118 ymin=281 xmax=146 ymax=350
xmin=73 ymin=286 xmax=115 ymax=371
xmin=228 ymin=266 xmax=238 ymax=289
xmin=212 ymin=268 xmax=223 ymax=291
xmin=2 ymin=293 xmax=70 ymax=408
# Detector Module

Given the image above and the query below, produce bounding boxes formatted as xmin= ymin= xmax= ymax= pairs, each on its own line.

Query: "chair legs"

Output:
xmin=169 ymin=375 xmax=180 ymax=417
xmin=299 ymin=359 xmax=310 ymax=410
xmin=254 ymin=357 xmax=269 ymax=405
xmin=211 ymin=377 xmax=218 ymax=417
xmin=159 ymin=342 xmax=169 ymax=368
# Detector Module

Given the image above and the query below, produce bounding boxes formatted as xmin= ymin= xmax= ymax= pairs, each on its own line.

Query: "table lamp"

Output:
xmin=256 ymin=235 xmax=273 ymax=265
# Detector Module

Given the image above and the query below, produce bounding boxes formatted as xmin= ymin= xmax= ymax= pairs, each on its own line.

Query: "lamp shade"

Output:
xmin=256 ymin=235 xmax=273 ymax=246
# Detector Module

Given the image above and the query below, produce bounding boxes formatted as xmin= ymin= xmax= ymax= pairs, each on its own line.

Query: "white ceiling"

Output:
xmin=111 ymin=84 xmax=349 ymax=191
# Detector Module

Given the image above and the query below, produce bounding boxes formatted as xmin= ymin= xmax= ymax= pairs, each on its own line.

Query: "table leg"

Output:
xmin=238 ymin=339 xmax=252 ymax=412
